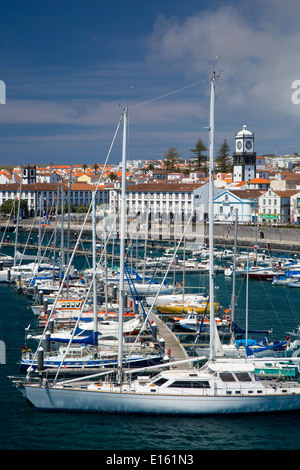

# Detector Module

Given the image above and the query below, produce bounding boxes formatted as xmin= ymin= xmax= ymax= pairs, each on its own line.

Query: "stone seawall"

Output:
xmin=213 ymin=223 xmax=300 ymax=252
xmin=2 ymin=220 xmax=300 ymax=253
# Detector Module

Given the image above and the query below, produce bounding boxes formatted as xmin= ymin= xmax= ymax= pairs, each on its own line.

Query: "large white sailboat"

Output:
xmin=11 ymin=73 xmax=300 ymax=415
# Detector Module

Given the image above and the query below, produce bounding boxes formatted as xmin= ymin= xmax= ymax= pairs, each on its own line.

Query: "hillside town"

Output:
xmin=1 ymin=124 xmax=300 ymax=225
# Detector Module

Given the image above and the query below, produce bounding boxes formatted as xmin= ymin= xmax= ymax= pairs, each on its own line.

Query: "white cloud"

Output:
xmin=3 ymin=0 xmax=300 ymax=164
xmin=144 ymin=1 xmax=300 ymax=154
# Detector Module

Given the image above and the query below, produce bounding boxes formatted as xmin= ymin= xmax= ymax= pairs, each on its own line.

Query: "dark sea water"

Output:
xmin=1 ymin=238 xmax=300 ymax=451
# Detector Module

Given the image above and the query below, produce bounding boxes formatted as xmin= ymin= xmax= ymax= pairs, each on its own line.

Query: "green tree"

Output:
xmin=75 ymin=204 xmax=87 ymax=213
xmin=216 ymin=139 xmax=232 ymax=173
xmin=108 ymin=172 xmax=118 ymax=181
xmin=190 ymin=138 xmax=208 ymax=171
xmin=1 ymin=198 xmax=28 ymax=217
xmin=163 ymin=147 xmax=180 ymax=171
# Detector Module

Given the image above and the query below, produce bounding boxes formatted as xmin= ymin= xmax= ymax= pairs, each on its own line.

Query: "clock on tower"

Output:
xmin=233 ymin=125 xmax=256 ymax=182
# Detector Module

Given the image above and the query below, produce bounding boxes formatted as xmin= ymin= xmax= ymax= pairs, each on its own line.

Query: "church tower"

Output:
xmin=233 ymin=125 xmax=256 ymax=182
xmin=23 ymin=164 xmax=36 ymax=184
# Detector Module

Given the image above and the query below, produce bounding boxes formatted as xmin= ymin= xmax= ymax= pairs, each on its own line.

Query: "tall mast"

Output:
xmin=66 ymin=169 xmax=72 ymax=295
xmin=13 ymin=165 xmax=23 ymax=267
xmin=60 ymin=187 xmax=65 ymax=281
xmin=117 ymin=106 xmax=128 ymax=382
xmin=230 ymin=208 xmax=238 ymax=344
xmin=37 ymin=194 xmax=42 ymax=262
xmin=209 ymin=71 xmax=216 ymax=362
xmin=92 ymin=193 xmax=98 ymax=346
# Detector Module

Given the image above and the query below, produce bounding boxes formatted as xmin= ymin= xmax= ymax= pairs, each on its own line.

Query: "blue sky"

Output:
xmin=1 ymin=0 xmax=300 ymax=167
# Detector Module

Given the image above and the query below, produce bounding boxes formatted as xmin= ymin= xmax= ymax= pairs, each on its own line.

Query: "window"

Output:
xmin=152 ymin=378 xmax=168 ymax=386
xmin=235 ymin=372 xmax=252 ymax=382
xmin=219 ymin=372 xmax=236 ymax=382
xmin=168 ymin=381 xmax=210 ymax=389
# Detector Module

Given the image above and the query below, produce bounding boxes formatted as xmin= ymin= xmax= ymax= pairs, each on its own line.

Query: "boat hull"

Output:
xmin=240 ymin=272 xmax=279 ymax=281
xmin=20 ymin=384 xmax=300 ymax=415
xmin=19 ymin=355 xmax=163 ymax=371
xmin=156 ymin=303 xmax=220 ymax=314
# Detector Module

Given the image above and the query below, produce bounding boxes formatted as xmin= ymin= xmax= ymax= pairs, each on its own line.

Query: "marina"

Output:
xmin=2 ymin=187 xmax=300 ymax=447
xmin=2 ymin=0 xmax=300 ymax=453
xmin=4 ymin=75 xmax=300 ymax=429
xmin=2 ymin=240 xmax=300 ymax=449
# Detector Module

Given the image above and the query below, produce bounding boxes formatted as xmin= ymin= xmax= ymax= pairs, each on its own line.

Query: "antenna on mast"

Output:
xmin=213 ymin=56 xmax=222 ymax=79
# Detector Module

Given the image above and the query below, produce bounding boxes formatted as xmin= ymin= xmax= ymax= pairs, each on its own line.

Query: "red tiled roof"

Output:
xmin=126 ymin=182 xmax=205 ymax=192
xmin=248 ymin=178 xmax=270 ymax=184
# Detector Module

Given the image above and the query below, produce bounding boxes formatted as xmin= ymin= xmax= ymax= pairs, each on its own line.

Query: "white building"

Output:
xmin=213 ymin=189 xmax=263 ymax=223
xmin=290 ymin=192 xmax=300 ymax=223
xmin=36 ymin=171 xmax=62 ymax=184
xmin=126 ymin=182 xmax=210 ymax=222
xmin=0 ymin=182 xmax=110 ymax=217
xmin=0 ymin=171 xmax=12 ymax=184
xmin=258 ymin=188 xmax=299 ymax=224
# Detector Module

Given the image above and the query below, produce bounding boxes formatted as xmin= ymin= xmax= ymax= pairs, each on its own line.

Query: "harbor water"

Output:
xmin=1 ymin=235 xmax=300 ymax=450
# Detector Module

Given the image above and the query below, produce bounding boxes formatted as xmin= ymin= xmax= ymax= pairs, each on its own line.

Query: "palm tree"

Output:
xmin=108 ymin=172 xmax=118 ymax=181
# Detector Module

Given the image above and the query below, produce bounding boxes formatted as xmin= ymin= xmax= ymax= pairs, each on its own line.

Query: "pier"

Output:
xmin=147 ymin=309 xmax=192 ymax=369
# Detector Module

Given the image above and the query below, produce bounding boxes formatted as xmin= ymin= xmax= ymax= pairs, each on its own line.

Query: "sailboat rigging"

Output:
xmin=11 ymin=72 xmax=300 ymax=415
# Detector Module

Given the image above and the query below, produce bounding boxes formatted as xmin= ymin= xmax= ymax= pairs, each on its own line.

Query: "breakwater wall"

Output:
xmin=213 ymin=223 xmax=300 ymax=253
xmin=2 ymin=220 xmax=300 ymax=253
